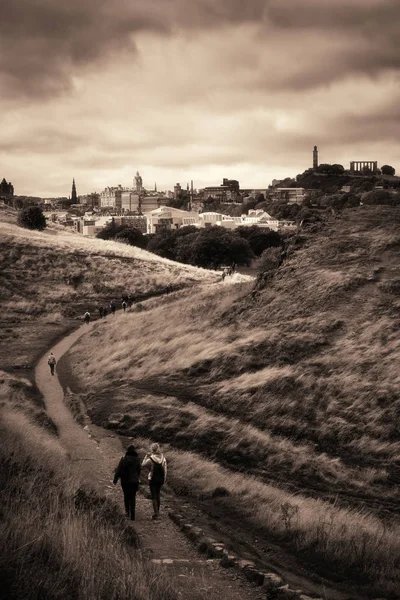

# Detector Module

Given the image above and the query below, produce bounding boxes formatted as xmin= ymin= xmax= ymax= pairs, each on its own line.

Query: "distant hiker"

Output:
xmin=84 ymin=311 xmax=90 ymax=325
xmin=47 ymin=352 xmax=56 ymax=376
xmin=142 ymin=443 xmax=167 ymax=520
xmin=122 ymin=300 xmax=127 ymax=313
xmin=113 ymin=445 xmax=141 ymax=521
xmin=99 ymin=306 xmax=104 ymax=319
xmin=110 ymin=301 xmax=116 ymax=315
xmin=103 ymin=306 xmax=108 ymax=318
xmin=221 ymin=270 xmax=226 ymax=281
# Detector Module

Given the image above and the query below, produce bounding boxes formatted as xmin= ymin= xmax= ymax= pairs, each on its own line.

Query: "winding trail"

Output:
xmin=35 ymin=322 xmax=264 ymax=600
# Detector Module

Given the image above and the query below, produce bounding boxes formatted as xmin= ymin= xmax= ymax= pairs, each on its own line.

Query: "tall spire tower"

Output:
xmin=313 ymin=146 xmax=318 ymax=170
xmin=71 ymin=178 xmax=77 ymax=203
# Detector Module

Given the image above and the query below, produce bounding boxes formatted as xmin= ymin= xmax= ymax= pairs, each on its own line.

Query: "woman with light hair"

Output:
xmin=142 ymin=443 xmax=167 ymax=520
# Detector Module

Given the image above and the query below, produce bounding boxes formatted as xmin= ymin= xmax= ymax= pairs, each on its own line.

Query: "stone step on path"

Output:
xmin=35 ymin=323 xmax=265 ymax=600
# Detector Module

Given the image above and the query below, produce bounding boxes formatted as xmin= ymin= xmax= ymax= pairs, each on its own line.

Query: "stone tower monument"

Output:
xmin=313 ymin=146 xmax=318 ymax=170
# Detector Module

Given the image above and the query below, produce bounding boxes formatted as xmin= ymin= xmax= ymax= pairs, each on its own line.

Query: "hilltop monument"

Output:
xmin=313 ymin=145 xmax=319 ymax=170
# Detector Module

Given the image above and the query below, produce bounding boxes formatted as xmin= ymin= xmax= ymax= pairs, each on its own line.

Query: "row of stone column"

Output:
xmin=350 ymin=161 xmax=378 ymax=172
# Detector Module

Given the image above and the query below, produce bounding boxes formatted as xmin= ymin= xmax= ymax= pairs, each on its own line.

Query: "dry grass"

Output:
xmin=70 ymin=207 xmax=400 ymax=596
xmin=0 ymin=401 xmax=179 ymax=600
xmin=0 ymin=221 xmax=225 ymax=370
xmin=164 ymin=448 xmax=400 ymax=596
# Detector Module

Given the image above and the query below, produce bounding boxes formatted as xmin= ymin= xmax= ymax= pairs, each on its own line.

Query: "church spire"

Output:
xmin=71 ymin=178 xmax=77 ymax=203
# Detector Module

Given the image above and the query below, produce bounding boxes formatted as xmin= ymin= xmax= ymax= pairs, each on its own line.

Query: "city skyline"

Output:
xmin=1 ymin=0 xmax=399 ymax=197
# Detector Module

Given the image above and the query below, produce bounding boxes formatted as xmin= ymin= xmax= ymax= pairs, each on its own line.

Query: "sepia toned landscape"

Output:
xmin=1 ymin=1 xmax=400 ymax=599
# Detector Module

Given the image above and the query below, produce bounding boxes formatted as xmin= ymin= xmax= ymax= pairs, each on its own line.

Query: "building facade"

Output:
xmin=268 ymin=188 xmax=305 ymax=204
xmin=146 ymin=206 xmax=198 ymax=234
xmin=202 ymin=177 xmax=240 ymax=202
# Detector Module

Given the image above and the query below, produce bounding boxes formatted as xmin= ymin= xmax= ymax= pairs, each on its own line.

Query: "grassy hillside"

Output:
xmin=0 ymin=221 xmax=219 ymax=371
xmin=70 ymin=206 xmax=400 ymax=597
xmin=0 ymin=218 xmax=225 ymax=600
xmin=0 ymin=385 xmax=180 ymax=600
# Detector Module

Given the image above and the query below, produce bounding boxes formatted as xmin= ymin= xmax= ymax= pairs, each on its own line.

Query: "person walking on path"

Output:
xmin=110 ymin=301 xmax=116 ymax=316
xmin=113 ymin=445 xmax=141 ymax=520
xmin=99 ymin=306 xmax=104 ymax=319
xmin=122 ymin=300 xmax=127 ymax=313
xmin=47 ymin=352 xmax=56 ymax=376
xmin=84 ymin=311 xmax=91 ymax=325
xmin=142 ymin=443 xmax=167 ymax=520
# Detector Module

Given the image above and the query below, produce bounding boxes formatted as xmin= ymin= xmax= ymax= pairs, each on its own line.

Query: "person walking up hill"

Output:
xmin=47 ymin=352 xmax=56 ymax=376
xmin=142 ymin=443 xmax=167 ymax=520
xmin=113 ymin=445 xmax=141 ymax=521
xmin=83 ymin=311 xmax=91 ymax=325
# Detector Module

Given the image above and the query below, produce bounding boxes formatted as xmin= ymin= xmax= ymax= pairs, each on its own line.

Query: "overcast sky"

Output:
xmin=1 ymin=0 xmax=399 ymax=197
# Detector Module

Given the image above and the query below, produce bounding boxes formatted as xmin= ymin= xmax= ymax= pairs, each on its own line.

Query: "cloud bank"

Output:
xmin=0 ymin=0 xmax=399 ymax=195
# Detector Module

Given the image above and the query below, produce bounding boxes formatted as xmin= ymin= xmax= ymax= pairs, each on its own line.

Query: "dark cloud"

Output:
xmin=0 ymin=0 xmax=167 ymax=98
xmin=3 ymin=0 xmax=399 ymax=99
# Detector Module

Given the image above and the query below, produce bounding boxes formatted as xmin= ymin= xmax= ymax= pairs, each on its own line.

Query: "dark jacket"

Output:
xmin=114 ymin=451 xmax=141 ymax=485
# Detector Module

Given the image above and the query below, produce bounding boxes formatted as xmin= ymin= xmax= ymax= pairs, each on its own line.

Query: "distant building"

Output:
xmin=0 ymin=177 xmax=14 ymax=199
xmin=173 ymin=183 xmax=182 ymax=199
xmin=194 ymin=210 xmax=283 ymax=232
xmin=268 ymin=188 xmax=306 ymax=204
xmin=145 ymin=206 xmax=197 ymax=234
xmin=140 ymin=195 xmax=165 ymax=213
xmin=349 ymin=161 xmax=378 ymax=173
xmin=202 ymin=178 xmax=240 ymax=202
xmin=100 ymin=185 xmax=140 ymax=212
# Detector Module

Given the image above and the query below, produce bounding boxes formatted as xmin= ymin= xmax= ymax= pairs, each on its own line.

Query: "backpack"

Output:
xmin=150 ymin=458 xmax=165 ymax=484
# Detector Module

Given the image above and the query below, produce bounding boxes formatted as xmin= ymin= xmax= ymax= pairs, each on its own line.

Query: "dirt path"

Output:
xmin=35 ymin=323 xmax=264 ymax=600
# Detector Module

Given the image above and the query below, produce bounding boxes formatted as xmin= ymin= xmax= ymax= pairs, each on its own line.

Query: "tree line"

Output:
xmin=97 ymin=220 xmax=282 ymax=269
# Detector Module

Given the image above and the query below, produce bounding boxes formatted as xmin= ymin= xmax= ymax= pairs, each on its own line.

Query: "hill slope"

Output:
xmin=0 ymin=218 xmax=227 ymax=600
xmin=0 ymin=222 xmax=219 ymax=370
xmin=70 ymin=206 xmax=400 ymax=597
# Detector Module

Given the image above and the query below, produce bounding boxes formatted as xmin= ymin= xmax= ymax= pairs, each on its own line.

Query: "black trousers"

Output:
xmin=122 ymin=482 xmax=138 ymax=520
xmin=49 ymin=364 xmax=55 ymax=375
xmin=150 ymin=481 xmax=163 ymax=513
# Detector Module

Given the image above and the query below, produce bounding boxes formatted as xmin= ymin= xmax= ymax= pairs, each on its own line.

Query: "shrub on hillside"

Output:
xmin=381 ymin=164 xmax=395 ymax=176
xmin=96 ymin=221 xmax=148 ymax=248
xmin=18 ymin=205 xmax=47 ymax=231
xmin=189 ymin=227 xmax=254 ymax=268
xmin=114 ymin=227 xmax=147 ymax=248
xmin=256 ymin=247 xmax=282 ymax=274
xmin=236 ymin=225 xmax=282 ymax=256
xmin=147 ymin=226 xmax=254 ymax=268
xmin=363 ymin=190 xmax=400 ymax=206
